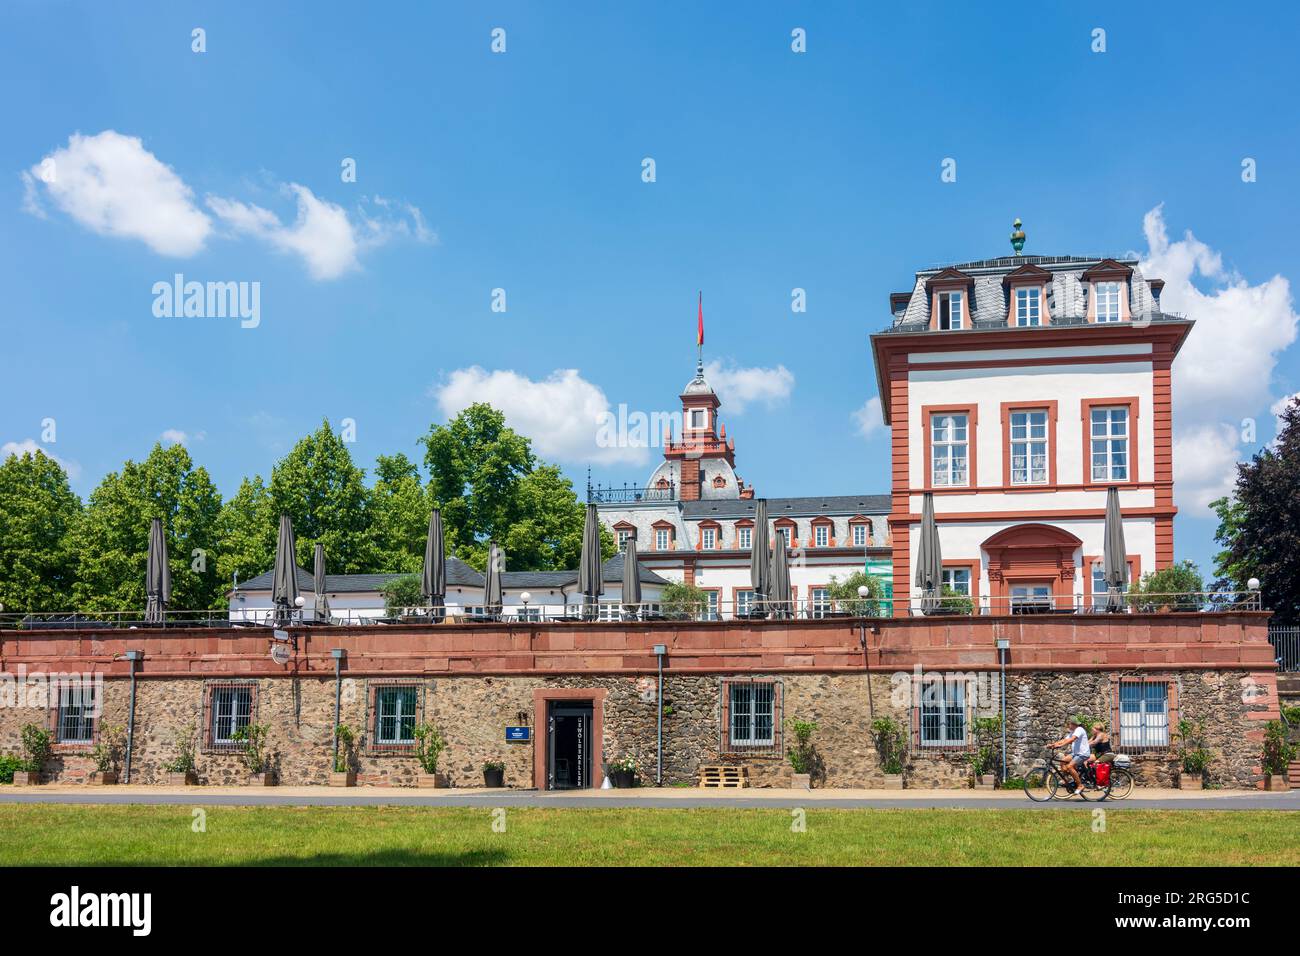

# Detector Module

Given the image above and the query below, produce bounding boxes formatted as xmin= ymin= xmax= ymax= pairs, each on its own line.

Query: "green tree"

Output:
xmin=0 ymin=450 xmax=82 ymax=612
xmin=71 ymin=443 xmax=223 ymax=611
xmin=267 ymin=420 xmax=374 ymax=573
xmin=1211 ymin=397 xmax=1300 ymax=622
xmin=369 ymin=453 xmax=430 ymax=573
xmin=1128 ymin=560 xmax=1205 ymax=612
xmin=826 ymin=570 xmax=883 ymax=616
xmin=420 ymin=404 xmax=608 ymax=570
xmin=215 ymin=476 xmax=275 ymax=590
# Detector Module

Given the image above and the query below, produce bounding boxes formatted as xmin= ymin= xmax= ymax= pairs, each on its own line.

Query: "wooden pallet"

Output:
xmin=698 ymin=765 xmax=749 ymax=789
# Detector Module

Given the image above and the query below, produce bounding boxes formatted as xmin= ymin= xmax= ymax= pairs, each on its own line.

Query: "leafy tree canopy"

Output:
xmin=370 ymin=453 xmax=430 ymax=574
xmin=0 ymin=450 xmax=82 ymax=613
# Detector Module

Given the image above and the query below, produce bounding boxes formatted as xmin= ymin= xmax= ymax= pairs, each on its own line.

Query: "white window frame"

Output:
xmin=919 ymin=678 xmax=967 ymax=747
xmin=211 ymin=685 xmax=253 ymax=747
xmin=738 ymin=526 xmax=752 ymax=550
xmin=616 ymin=529 xmax=632 ymax=551
xmin=1091 ymin=562 xmax=1130 ymax=610
xmin=736 ymin=589 xmax=754 ymax=616
xmin=728 ymin=682 xmax=775 ymax=747
xmin=1015 ymin=286 xmax=1041 ymax=327
xmin=702 ymin=527 xmax=716 ymax=550
xmin=1119 ymin=680 xmax=1169 ymax=749
xmin=56 ymin=683 xmax=97 ymax=744
xmin=852 ymin=523 xmax=867 ymax=547
xmin=777 ymin=526 xmax=792 ymax=547
xmin=1090 ymin=406 xmax=1129 ymax=482
xmin=1009 ymin=409 xmax=1050 ymax=485
xmin=1095 ymin=281 xmax=1122 ymax=323
xmin=937 ymin=291 xmax=963 ymax=330
xmin=375 ymin=685 xmax=418 ymax=746
xmin=813 ymin=524 xmax=829 ymax=547
xmin=941 ymin=567 xmax=971 ymax=596
xmin=931 ymin=412 xmax=969 ymax=487
xmin=655 ymin=528 xmax=669 ymax=551
xmin=810 ymin=587 xmax=831 ymax=618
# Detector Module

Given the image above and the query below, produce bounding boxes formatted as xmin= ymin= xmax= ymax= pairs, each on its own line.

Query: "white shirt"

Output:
xmin=1070 ymin=726 xmax=1090 ymax=758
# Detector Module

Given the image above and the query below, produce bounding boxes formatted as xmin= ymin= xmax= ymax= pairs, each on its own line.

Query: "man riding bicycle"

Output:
xmin=1047 ymin=718 xmax=1090 ymax=792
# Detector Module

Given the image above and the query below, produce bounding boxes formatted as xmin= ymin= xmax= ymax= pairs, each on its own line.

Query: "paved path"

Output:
xmin=2 ymin=784 xmax=1297 ymax=810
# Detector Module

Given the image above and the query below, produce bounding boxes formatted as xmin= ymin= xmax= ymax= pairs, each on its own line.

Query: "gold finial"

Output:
xmin=1010 ymin=218 xmax=1026 ymax=254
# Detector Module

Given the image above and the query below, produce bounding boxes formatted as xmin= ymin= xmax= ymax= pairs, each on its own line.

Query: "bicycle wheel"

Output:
xmin=1023 ymin=765 xmax=1055 ymax=802
xmin=1107 ymin=767 xmax=1133 ymax=799
xmin=1079 ymin=777 xmax=1111 ymax=800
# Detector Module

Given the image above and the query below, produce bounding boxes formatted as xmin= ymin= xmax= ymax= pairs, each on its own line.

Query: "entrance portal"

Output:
xmin=547 ymin=700 xmax=594 ymax=790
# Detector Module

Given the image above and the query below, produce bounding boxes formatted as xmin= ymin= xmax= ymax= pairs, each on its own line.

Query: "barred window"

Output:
xmin=209 ymin=684 xmax=254 ymax=748
xmin=919 ymin=678 xmax=967 ymax=747
xmin=730 ymin=682 xmax=775 ymax=747
xmin=55 ymin=683 xmax=97 ymax=744
xmin=375 ymin=686 xmax=418 ymax=745
xmin=1118 ymin=680 xmax=1169 ymax=749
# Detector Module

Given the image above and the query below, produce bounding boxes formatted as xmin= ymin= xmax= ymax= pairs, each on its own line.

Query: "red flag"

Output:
xmin=697 ymin=292 xmax=704 ymax=347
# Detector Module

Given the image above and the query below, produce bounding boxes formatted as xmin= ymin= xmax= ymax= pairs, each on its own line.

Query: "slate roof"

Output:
xmin=682 ymin=494 xmax=891 ymax=519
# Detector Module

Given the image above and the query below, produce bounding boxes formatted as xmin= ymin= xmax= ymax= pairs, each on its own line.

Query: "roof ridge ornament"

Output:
xmin=1010 ymin=218 xmax=1026 ymax=255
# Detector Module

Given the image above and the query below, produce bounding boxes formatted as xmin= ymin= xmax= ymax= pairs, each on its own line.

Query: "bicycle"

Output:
xmin=1023 ymin=748 xmax=1112 ymax=801
xmin=1103 ymin=762 xmax=1134 ymax=799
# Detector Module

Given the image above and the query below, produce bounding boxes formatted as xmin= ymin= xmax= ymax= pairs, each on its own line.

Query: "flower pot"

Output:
xmin=791 ymin=772 xmax=811 ymax=791
xmin=166 ymin=771 xmax=198 ymax=786
xmin=248 ymin=772 xmax=276 ymax=787
xmin=12 ymin=771 xmax=41 ymax=787
xmin=483 ymin=767 xmax=505 ymax=788
xmin=91 ymin=771 xmax=119 ymax=786
xmin=417 ymin=772 xmax=448 ymax=788
xmin=880 ymin=773 xmax=904 ymax=790
xmin=329 ymin=771 xmax=357 ymax=788
xmin=1266 ymin=775 xmax=1291 ymax=792
xmin=610 ymin=768 xmax=636 ymax=789
xmin=1179 ymin=773 xmax=1204 ymax=790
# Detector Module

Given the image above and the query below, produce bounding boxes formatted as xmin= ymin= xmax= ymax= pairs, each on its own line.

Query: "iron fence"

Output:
xmin=1268 ymin=626 xmax=1300 ymax=672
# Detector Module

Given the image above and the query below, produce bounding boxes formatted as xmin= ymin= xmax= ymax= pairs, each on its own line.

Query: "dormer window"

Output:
xmin=1014 ymin=287 xmax=1042 ymax=327
xmin=938 ymin=291 xmax=963 ymax=330
xmin=1095 ymin=282 xmax=1122 ymax=323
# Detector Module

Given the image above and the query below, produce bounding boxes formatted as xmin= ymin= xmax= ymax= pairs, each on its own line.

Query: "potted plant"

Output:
xmin=967 ymin=716 xmax=1002 ymax=787
xmin=162 ymin=724 xmax=199 ymax=785
xmin=870 ymin=716 xmax=906 ymax=789
xmin=330 ymin=724 xmax=357 ymax=787
xmin=232 ymin=723 xmax=275 ymax=786
xmin=608 ymin=754 xmax=639 ymax=789
xmin=414 ymin=723 xmax=448 ymax=787
xmin=16 ymin=724 xmax=51 ymax=786
xmin=786 ymin=718 xmax=818 ymax=789
xmin=1262 ymin=719 xmax=1294 ymax=791
xmin=381 ymin=573 xmax=425 ymax=623
xmin=89 ymin=724 xmax=126 ymax=785
xmin=1175 ymin=719 xmax=1213 ymax=790
xmin=482 ymin=760 xmax=505 ymax=788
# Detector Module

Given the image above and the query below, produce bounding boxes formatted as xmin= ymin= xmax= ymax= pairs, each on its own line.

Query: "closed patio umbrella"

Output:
xmin=770 ymin=531 xmax=792 ymax=619
xmin=915 ymin=492 xmax=943 ymax=615
xmin=272 ymin=513 xmax=299 ymax=625
xmin=622 ymin=540 xmax=642 ymax=620
xmin=578 ymin=503 xmax=603 ymax=620
xmin=484 ymin=541 xmax=504 ymax=621
xmin=749 ymin=498 xmax=771 ymax=618
xmin=144 ymin=517 xmax=171 ymax=625
xmin=1102 ymin=486 xmax=1128 ymax=612
xmin=313 ymin=543 xmax=330 ymax=623
xmin=422 ymin=508 xmax=446 ymax=622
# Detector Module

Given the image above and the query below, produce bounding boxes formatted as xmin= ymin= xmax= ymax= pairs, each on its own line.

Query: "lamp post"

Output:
xmin=996 ymin=638 xmax=1011 ymax=784
xmin=520 ymin=591 xmax=532 ymax=621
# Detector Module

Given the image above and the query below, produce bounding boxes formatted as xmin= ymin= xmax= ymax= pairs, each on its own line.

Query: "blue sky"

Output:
xmin=2 ymin=1 xmax=1299 ymax=577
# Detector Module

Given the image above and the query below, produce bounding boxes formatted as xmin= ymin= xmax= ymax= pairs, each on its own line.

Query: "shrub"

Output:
xmin=939 ymin=584 xmax=974 ymax=615
xmin=967 ymin=716 xmax=1002 ymax=778
xmin=0 ymin=755 xmax=23 ymax=784
xmin=232 ymin=723 xmax=270 ymax=774
xmin=1128 ymin=561 xmax=1204 ymax=612
xmin=20 ymin=724 xmax=51 ymax=773
xmin=381 ymin=574 xmax=424 ymax=616
xmin=1175 ymin=719 xmax=1214 ymax=776
xmin=91 ymin=724 xmax=126 ymax=774
xmin=660 ymin=581 xmax=709 ymax=620
xmin=870 ymin=716 xmax=907 ymax=775
xmin=826 ymin=572 xmax=883 ymax=617
xmin=786 ymin=718 xmax=819 ymax=775
xmin=413 ymin=723 xmax=446 ymax=774
xmin=162 ymin=724 xmax=196 ymax=774
xmin=1262 ymin=720 xmax=1295 ymax=777
xmin=334 ymin=724 xmax=357 ymax=774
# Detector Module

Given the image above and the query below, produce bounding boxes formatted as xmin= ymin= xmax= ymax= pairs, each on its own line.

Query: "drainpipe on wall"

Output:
xmin=123 ymin=650 xmax=143 ymax=784
xmin=997 ymin=639 xmax=1010 ymax=784
xmin=654 ymin=644 xmax=667 ymax=785
xmin=332 ymin=648 xmax=347 ymax=768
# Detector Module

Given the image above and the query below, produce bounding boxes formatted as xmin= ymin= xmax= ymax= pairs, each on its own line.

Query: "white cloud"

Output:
xmin=702 ymin=361 xmax=794 ymax=413
xmin=431 ymin=367 xmax=648 ymax=466
xmin=1 ymin=439 xmax=81 ymax=480
xmin=160 ymin=429 xmax=205 ymax=445
xmin=207 ymin=185 xmax=433 ymax=280
xmin=1135 ymin=206 xmax=1300 ymax=510
xmin=22 ymin=131 xmax=211 ymax=256
xmin=851 ymin=396 xmax=885 ymax=439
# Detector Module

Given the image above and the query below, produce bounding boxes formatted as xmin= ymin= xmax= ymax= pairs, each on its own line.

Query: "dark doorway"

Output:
xmin=547 ymin=700 xmax=593 ymax=790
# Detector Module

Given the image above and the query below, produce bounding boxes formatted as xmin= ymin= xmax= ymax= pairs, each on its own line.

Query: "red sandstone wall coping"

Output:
xmin=0 ymin=612 xmax=1275 ymax=678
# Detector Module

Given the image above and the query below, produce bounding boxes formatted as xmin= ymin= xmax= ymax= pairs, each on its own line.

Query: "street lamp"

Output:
xmin=1248 ymin=577 xmax=1261 ymax=591
xmin=520 ymin=591 xmax=532 ymax=621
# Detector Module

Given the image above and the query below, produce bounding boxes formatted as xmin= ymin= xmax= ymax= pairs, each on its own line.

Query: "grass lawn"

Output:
xmin=1 ymin=805 xmax=1297 ymax=866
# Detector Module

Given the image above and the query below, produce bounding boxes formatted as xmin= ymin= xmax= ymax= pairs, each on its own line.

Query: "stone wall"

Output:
xmin=0 ymin=665 xmax=1271 ymax=789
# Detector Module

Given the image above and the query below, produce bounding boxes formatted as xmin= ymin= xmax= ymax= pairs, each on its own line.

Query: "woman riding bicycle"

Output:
xmin=1087 ymin=721 xmax=1113 ymax=766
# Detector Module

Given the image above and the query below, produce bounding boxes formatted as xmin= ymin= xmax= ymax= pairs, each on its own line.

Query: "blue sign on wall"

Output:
xmin=505 ymin=726 xmax=531 ymax=742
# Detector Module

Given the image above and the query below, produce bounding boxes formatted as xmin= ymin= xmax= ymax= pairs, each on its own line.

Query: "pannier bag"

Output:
xmin=1113 ymin=753 xmax=1132 ymax=767
xmin=1095 ymin=761 xmax=1111 ymax=786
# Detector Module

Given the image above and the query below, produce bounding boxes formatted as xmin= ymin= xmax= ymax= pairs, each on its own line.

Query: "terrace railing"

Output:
xmin=586 ymin=481 xmax=675 ymax=504
xmin=1267 ymin=625 xmax=1300 ymax=672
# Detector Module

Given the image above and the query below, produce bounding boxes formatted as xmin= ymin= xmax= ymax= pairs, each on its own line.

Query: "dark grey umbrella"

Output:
xmin=915 ymin=492 xmax=943 ymax=615
xmin=1102 ymin=486 xmax=1128 ymax=612
xmin=621 ymin=540 xmax=642 ymax=619
xmin=422 ymin=508 xmax=446 ymax=622
xmin=483 ymin=541 xmax=504 ymax=620
xmin=749 ymin=498 xmax=771 ymax=617
xmin=770 ymin=531 xmax=792 ymax=619
xmin=272 ymin=513 xmax=299 ymax=625
xmin=144 ymin=517 xmax=171 ymax=624
xmin=578 ymin=503 xmax=603 ymax=620
xmin=313 ymin=543 xmax=330 ymax=623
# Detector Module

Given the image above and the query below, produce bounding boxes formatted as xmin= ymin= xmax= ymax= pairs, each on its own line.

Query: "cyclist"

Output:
xmin=1087 ymin=721 xmax=1113 ymax=766
xmin=1047 ymin=718 xmax=1090 ymax=792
